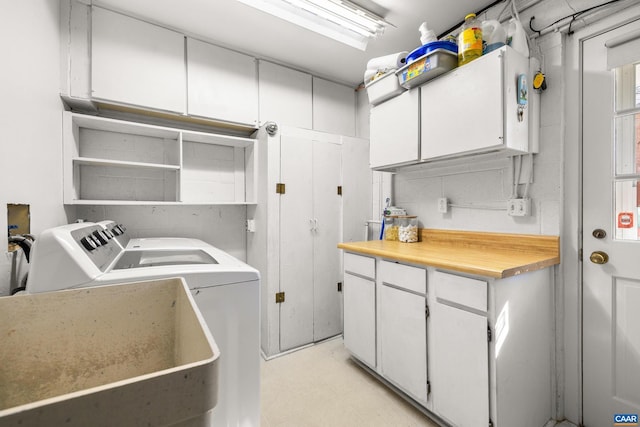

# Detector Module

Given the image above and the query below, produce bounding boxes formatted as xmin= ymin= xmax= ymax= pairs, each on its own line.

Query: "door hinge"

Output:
xmin=578 ymin=248 xmax=583 ymax=262
xmin=276 ymin=183 xmax=286 ymax=194
xmin=489 ymin=419 xmax=494 ymax=427
xmin=275 ymin=291 xmax=285 ymax=303
xmin=427 ymin=380 xmax=431 ymax=394
xmin=337 ymin=282 xmax=342 ymax=292
xmin=337 ymin=186 xmax=342 ymax=196
xmin=488 ymin=325 xmax=492 ymax=342
xmin=425 ymin=304 xmax=430 ymax=319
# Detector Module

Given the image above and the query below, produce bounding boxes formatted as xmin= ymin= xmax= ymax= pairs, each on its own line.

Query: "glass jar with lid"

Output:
xmin=397 ymin=215 xmax=419 ymax=243
xmin=383 ymin=216 xmax=399 ymax=241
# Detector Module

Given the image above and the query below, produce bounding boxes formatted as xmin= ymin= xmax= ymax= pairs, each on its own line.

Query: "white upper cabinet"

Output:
xmin=313 ymin=77 xmax=356 ymax=136
xmin=258 ymin=61 xmax=312 ymax=129
xmin=91 ymin=7 xmax=186 ymax=114
xmin=369 ymin=46 xmax=536 ymax=171
xmin=187 ymin=38 xmax=258 ymax=126
xmin=370 ymin=90 xmax=420 ymax=169
xmin=420 ymin=46 xmax=530 ymax=160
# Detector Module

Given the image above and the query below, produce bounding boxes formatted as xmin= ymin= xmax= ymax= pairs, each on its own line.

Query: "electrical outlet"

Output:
xmin=437 ymin=198 xmax=448 ymax=213
xmin=507 ymin=198 xmax=531 ymax=217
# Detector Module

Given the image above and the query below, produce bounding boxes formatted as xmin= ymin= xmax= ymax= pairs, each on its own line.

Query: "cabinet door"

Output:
xmin=258 ymin=61 xmax=312 ymax=129
xmin=343 ymin=273 xmax=376 ymax=367
xmin=312 ymin=139 xmax=343 ymax=341
xmin=370 ymin=90 xmax=420 ymax=169
xmin=432 ymin=302 xmax=489 ymax=427
xmin=313 ymin=77 xmax=355 ymax=137
xmin=91 ymin=7 xmax=185 ymax=113
xmin=379 ymin=284 xmax=428 ymax=404
xmin=421 ymin=50 xmax=503 ymax=160
xmin=279 ymin=131 xmax=314 ymax=351
xmin=187 ymin=38 xmax=258 ymax=126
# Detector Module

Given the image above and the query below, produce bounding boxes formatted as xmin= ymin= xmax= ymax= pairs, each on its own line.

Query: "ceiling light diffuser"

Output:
xmin=236 ymin=0 xmax=390 ymax=50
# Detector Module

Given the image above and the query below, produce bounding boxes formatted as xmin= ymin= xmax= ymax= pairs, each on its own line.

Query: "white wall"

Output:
xmin=75 ymin=205 xmax=247 ymax=261
xmin=0 ymin=0 xmax=68 ymax=296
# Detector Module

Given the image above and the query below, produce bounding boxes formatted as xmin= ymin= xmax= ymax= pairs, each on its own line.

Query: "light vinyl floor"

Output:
xmin=260 ymin=337 xmax=438 ymax=427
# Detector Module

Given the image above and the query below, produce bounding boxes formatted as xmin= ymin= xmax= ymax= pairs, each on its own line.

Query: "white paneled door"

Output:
xmin=279 ymin=129 xmax=342 ymax=351
xmin=312 ymin=138 xmax=343 ymax=341
xmin=582 ymin=18 xmax=640 ymax=427
xmin=279 ymin=131 xmax=314 ymax=350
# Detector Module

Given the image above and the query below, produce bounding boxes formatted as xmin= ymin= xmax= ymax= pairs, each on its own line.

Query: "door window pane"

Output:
xmin=614 ymin=114 xmax=640 ymax=175
xmin=614 ymin=62 xmax=640 ymax=240
xmin=614 ymin=180 xmax=640 ymax=240
xmin=615 ymin=63 xmax=640 ymax=111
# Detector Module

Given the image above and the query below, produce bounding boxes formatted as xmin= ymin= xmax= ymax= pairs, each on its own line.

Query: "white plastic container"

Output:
xmin=482 ymin=19 xmax=506 ymax=53
xmin=419 ymin=22 xmax=437 ymax=45
xmin=507 ymin=18 xmax=529 ymax=58
xmin=366 ymin=72 xmax=406 ymax=106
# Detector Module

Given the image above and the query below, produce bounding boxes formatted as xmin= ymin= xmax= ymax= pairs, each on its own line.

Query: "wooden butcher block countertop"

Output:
xmin=337 ymin=229 xmax=560 ymax=279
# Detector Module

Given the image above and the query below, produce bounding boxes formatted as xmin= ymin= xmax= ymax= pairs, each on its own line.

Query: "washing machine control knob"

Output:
xmin=103 ymin=229 xmax=114 ymax=239
xmin=92 ymin=230 xmax=108 ymax=245
xmin=111 ymin=226 xmax=122 ymax=236
xmin=80 ymin=236 xmax=98 ymax=251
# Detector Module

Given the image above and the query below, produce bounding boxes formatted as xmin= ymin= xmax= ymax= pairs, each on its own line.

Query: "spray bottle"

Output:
xmin=419 ymin=22 xmax=437 ymax=45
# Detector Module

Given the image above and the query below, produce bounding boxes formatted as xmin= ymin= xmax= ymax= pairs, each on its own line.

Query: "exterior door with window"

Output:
xmin=583 ymin=18 xmax=640 ymax=426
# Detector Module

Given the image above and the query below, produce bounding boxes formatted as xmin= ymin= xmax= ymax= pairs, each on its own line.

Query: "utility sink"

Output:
xmin=0 ymin=278 xmax=220 ymax=427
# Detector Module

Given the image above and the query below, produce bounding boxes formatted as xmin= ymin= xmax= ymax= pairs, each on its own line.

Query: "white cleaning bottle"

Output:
xmin=419 ymin=22 xmax=437 ymax=45
xmin=507 ymin=18 xmax=529 ymax=57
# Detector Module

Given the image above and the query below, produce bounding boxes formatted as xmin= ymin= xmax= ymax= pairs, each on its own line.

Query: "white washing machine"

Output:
xmin=26 ymin=221 xmax=260 ymax=427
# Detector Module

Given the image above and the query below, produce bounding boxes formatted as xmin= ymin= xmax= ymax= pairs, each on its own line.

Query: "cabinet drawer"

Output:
xmin=379 ymin=260 xmax=426 ymax=295
xmin=344 ymin=252 xmax=375 ymax=279
xmin=434 ymin=271 xmax=487 ymax=312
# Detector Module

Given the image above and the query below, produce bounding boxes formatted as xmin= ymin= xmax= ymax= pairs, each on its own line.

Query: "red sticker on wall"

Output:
xmin=617 ymin=212 xmax=634 ymax=228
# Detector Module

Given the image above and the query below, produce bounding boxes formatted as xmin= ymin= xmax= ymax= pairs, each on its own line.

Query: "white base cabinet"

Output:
xmin=341 ymin=252 xmax=553 ymax=427
xmin=343 ymin=253 xmax=376 ymax=368
xmin=431 ymin=272 xmax=489 ymax=427
xmin=378 ymin=263 xmax=428 ymax=404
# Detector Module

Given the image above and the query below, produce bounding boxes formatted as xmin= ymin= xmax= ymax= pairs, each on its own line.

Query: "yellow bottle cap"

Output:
xmin=465 ymin=13 xmax=476 ymax=20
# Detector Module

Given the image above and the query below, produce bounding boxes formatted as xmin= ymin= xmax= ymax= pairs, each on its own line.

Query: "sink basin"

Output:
xmin=0 ymin=278 xmax=219 ymax=427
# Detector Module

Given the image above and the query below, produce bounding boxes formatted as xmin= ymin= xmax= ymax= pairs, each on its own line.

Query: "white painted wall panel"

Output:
xmin=0 ymin=0 xmax=67 ymax=296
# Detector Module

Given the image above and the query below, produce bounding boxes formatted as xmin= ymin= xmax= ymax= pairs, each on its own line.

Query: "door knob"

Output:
xmin=589 ymin=251 xmax=609 ymax=265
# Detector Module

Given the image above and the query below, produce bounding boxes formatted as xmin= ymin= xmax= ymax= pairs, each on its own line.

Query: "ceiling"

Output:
xmin=93 ymin=0 xmax=499 ymax=87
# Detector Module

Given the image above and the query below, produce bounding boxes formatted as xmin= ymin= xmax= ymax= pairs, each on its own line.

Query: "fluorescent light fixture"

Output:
xmin=236 ymin=0 xmax=390 ymax=50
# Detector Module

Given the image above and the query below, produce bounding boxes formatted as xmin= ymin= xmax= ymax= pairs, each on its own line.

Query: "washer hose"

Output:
xmin=8 ymin=235 xmax=33 ymax=263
